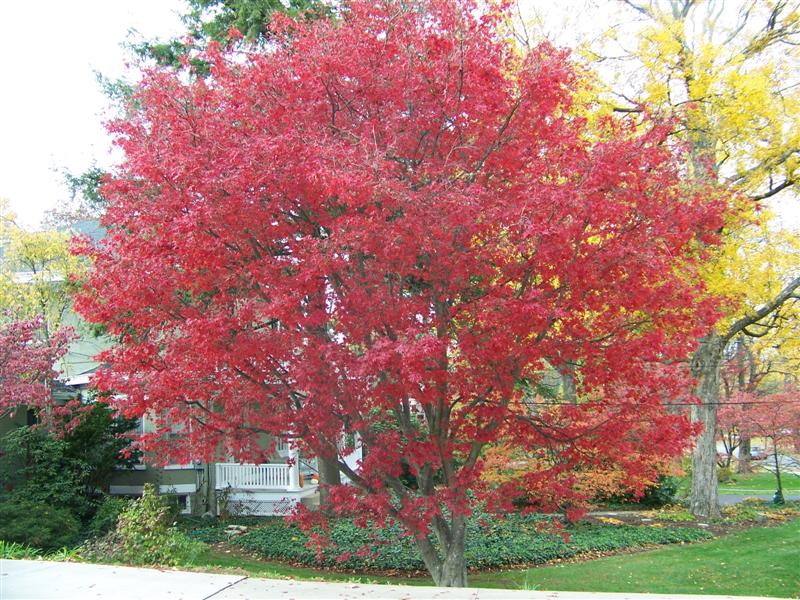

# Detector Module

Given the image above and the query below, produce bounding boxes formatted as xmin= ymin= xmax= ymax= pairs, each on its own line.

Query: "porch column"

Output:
xmin=287 ymin=442 xmax=301 ymax=492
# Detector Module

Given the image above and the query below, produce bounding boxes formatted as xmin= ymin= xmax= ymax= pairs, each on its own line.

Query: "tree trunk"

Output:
xmin=773 ymin=444 xmax=784 ymax=504
xmin=735 ymin=337 xmax=753 ymax=474
xmin=438 ymin=541 xmax=468 ymax=587
xmin=414 ymin=518 xmax=468 ymax=587
xmin=560 ymin=364 xmax=577 ymax=404
xmin=737 ymin=436 xmax=751 ymax=474
xmin=689 ymin=333 xmax=723 ymax=520
xmin=318 ymin=455 xmax=341 ymax=509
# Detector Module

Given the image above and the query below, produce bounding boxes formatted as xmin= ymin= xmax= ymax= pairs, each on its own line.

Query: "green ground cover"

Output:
xmin=7 ymin=511 xmax=798 ymax=596
xmin=228 ymin=515 xmax=709 ymax=572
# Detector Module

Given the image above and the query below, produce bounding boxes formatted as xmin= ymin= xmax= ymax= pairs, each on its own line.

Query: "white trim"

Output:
xmin=110 ymin=483 xmax=196 ymax=495
xmin=159 ymin=484 xmax=197 ymax=494
xmin=221 ymin=486 xmax=318 ymax=516
xmin=64 ymin=373 xmax=92 ymax=386
xmin=109 ymin=485 xmax=143 ymax=495
xmin=114 ymin=464 xmax=146 ymax=471
xmin=163 ymin=464 xmax=194 ymax=470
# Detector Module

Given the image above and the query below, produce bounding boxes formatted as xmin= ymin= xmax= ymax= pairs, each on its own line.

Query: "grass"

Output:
xmin=717 ymin=470 xmax=800 ymax=495
xmin=675 ymin=468 xmax=800 ymax=497
xmin=469 ymin=518 xmax=800 ymax=598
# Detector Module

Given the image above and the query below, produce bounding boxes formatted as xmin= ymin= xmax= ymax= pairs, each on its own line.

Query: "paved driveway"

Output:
xmin=718 ymin=494 xmax=800 ymax=505
xmin=0 ymin=560 xmax=784 ymax=600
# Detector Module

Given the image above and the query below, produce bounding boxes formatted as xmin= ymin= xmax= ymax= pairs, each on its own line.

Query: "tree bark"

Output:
xmin=437 ymin=544 xmax=468 ymax=587
xmin=560 ymin=366 xmax=578 ymax=404
xmin=737 ymin=436 xmax=752 ymax=474
xmin=318 ymin=455 xmax=341 ymax=509
xmin=735 ymin=338 xmax=753 ymax=474
xmin=689 ymin=333 xmax=723 ymax=520
xmin=414 ymin=517 xmax=468 ymax=587
xmin=773 ymin=444 xmax=784 ymax=504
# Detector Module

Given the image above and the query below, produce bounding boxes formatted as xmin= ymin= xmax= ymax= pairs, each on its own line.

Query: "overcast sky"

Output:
xmin=0 ymin=0 xmax=185 ymax=228
xmin=0 ymin=1 xmax=797 ymax=230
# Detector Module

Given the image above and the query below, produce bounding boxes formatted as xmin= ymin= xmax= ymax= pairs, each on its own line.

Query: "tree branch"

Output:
xmin=725 ymin=275 xmax=800 ymax=342
xmin=749 ymin=177 xmax=795 ymax=202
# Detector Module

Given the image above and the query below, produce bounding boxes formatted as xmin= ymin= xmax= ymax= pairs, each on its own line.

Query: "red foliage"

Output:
xmin=75 ymin=0 xmax=726 ymax=577
xmin=0 ymin=318 xmax=71 ymax=418
xmin=723 ymin=389 xmax=800 ymax=452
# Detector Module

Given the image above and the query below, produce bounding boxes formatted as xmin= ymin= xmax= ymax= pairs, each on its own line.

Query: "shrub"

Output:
xmin=638 ymin=475 xmax=681 ymax=507
xmin=59 ymin=403 xmax=141 ymax=497
xmin=160 ymin=491 xmax=188 ymax=522
xmin=0 ymin=500 xmax=80 ymax=551
xmin=717 ymin=467 xmax=735 ymax=483
xmin=84 ymin=484 xmax=204 ymax=567
xmin=234 ymin=513 xmax=712 ymax=572
xmin=89 ymin=495 xmax=131 ymax=536
xmin=594 ymin=475 xmax=680 ymax=508
xmin=0 ymin=427 xmax=92 ymax=519
xmin=0 ymin=408 xmax=139 ymax=524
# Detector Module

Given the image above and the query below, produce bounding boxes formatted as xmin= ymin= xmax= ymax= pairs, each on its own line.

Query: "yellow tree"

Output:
xmin=601 ymin=0 xmax=800 ymax=518
xmin=0 ymin=199 xmax=81 ymax=339
xmin=715 ymin=216 xmax=800 ymax=468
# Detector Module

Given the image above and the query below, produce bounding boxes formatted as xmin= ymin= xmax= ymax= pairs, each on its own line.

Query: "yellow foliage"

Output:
xmin=0 ymin=199 xmax=83 ymax=336
xmin=596 ymin=516 xmax=625 ymax=525
xmin=702 ymin=209 xmax=800 ymax=335
xmin=597 ymin=2 xmax=800 ymax=339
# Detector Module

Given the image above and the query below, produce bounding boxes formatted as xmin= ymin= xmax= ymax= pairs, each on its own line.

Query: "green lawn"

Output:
xmin=718 ymin=470 xmax=800 ymax=495
xmin=676 ymin=469 xmax=800 ymax=496
xmin=470 ymin=519 xmax=800 ymax=598
xmin=195 ymin=520 xmax=800 ymax=597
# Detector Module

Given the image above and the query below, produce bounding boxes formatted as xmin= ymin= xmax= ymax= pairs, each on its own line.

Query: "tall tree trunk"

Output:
xmin=437 ymin=542 xmax=468 ymax=587
xmin=689 ymin=333 xmax=723 ymax=520
xmin=735 ymin=337 xmax=752 ymax=474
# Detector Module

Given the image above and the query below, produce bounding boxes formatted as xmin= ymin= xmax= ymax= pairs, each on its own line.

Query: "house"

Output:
xmin=0 ymin=216 xmax=340 ymax=517
xmin=60 ymin=368 xmax=327 ymax=517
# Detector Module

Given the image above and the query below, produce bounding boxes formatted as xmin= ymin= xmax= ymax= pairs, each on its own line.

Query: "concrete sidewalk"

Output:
xmin=0 ymin=560 xmax=786 ymax=600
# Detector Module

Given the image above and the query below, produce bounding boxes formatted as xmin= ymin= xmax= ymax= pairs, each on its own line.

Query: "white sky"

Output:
xmin=0 ymin=1 xmax=797 ymax=230
xmin=0 ymin=0 xmax=186 ymax=228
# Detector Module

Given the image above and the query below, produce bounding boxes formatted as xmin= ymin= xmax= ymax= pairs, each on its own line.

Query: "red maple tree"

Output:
xmin=76 ymin=0 xmax=726 ymax=586
xmin=724 ymin=389 xmax=800 ymax=501
xmin=0 ymin=318 xmax=70 ymax=419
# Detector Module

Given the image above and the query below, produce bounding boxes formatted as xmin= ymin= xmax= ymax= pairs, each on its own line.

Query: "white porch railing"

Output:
xmin=215 ymin=463 xmax=292 ymax=490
